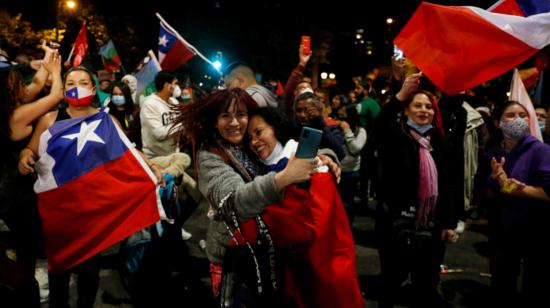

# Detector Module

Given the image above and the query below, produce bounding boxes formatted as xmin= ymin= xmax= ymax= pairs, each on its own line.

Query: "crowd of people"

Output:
xmin=1 ymin=38 xmax=549 ymax=308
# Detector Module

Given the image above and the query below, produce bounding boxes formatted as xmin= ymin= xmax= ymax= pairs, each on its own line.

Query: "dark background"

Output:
xmin=0 ymin=0 xmax=505 ymax=87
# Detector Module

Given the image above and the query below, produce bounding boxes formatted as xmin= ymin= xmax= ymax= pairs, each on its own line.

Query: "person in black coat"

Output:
xmin=373 ymin=73 xmax=459 ymax=308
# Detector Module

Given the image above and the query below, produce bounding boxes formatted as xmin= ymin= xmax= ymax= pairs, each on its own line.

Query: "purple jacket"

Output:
xmin=484 ymin=135 xmax=550 ymax=226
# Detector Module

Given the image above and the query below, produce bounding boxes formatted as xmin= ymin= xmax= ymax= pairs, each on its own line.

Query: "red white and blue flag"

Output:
xmin=489 ymin=0 xmax=550 ymax=16
xmin=64 ymin=86 xmax=94 ymax=106
xmin=157 ymin=17 xmax=196 ymax=71
xmin=34 ymin=111 xmax=164 ymax=272
xmin=394 ymin=2 xmax=550 ymax=95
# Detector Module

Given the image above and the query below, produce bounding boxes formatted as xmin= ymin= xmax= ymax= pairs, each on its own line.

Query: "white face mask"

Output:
xmin=172 ymin=85 xmax=182 ymax=98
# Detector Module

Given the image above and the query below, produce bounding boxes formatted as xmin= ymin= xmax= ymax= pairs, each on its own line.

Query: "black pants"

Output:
xmin=48 ymin=255 xmax=100 ymax=308
xmin=340 ymin=171 xmax=360 ymax=225
xmin=490 ymin=226 xmax=550 ymax=307
xmin=377 ymin=220 xmax=445 ymax=308
xmin=1 ymin=176 xmax=41 ymax=308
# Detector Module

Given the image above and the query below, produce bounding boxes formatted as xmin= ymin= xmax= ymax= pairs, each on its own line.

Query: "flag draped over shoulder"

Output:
xmin=34 ymin=111 xmax=163 ymax=272
xmin=157 ymin=16 xmax=196 ymax=71
xmin=99 ymin=39 xmax=122 ymax=71
xmin=510 ymin=68 xmax=542 ymax=141
xmin=394 ymin=2 xmax=550 ymax=95
xmin=72 ymin=22 xmax=88 ymax=67
xmin=135 ymin=50 xmax=161 ymax=97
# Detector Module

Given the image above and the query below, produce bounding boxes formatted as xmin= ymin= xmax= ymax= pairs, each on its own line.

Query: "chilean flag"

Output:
xmin=394 ymin=2 xmax=550 ymax=95
xmin=34 ymin=111 xmax=164 ymax=272
xmin=64 ymin=86 xmax=94 ymax=106
xmin=489 ymin=0 xmax=550 ymax=16
xmin=157 ymin=17 xmax=196 ymax=71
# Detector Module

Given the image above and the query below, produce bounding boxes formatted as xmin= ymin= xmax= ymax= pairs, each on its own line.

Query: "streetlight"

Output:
xmin=56 ymin=0 xmax=77 ymax=42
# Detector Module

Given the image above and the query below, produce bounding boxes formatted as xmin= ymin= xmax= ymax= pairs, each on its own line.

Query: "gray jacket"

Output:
xmin=197 ymin=150 xmax=282 ymax=263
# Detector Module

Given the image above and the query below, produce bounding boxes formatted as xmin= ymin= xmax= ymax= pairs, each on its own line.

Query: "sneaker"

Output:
xmin=198 ymin=239 xmax=207 ymax=251
xmin=181 ymin=227 xmax=192 ymax=240
xmin=455 ymin=220 xmax=466 ymax=234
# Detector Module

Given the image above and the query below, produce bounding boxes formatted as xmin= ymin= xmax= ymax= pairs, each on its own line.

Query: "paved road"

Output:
xmin=37 ymin=201 xmax=491 ymax=307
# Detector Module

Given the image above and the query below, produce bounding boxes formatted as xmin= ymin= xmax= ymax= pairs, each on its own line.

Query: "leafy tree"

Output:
xmin=0 ymin=9 xmax=44 ymax=54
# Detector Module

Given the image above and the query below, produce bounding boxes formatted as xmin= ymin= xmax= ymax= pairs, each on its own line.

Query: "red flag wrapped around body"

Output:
xmin=231 ymin=172 xmax=363 ymax=308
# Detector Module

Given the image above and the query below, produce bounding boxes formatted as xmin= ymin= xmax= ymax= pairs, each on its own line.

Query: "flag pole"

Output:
xmin=155 ymin=13 xmax=222 ymax=75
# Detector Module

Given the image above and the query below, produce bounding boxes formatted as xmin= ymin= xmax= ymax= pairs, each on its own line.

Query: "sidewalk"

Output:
xmin=36 ymin=201 xmax=491 ymax=307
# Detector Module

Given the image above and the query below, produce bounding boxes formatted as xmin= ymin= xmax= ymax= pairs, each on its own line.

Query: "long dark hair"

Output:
xmin=339 ymin=104 xmax=360 ymax=132
xmin=0 ymin=69 xmax=25 ymax=149
xmin=174 ymin=88 xmax=258 ymax=163
xmin=107 ymin=81 xmax=135 ymax=115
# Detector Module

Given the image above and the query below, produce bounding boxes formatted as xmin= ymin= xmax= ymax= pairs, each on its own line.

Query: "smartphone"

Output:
xmin=301 ymin=36 xmax=311 ymax=55
xmin=393 ymin=44 xmax=404 ymax=60
xmin=296 ymin=127 xmax=323 ymax=158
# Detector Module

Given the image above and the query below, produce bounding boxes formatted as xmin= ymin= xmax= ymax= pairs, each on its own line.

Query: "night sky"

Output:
xmin=2 ymin=0 xmax=498 ymax=86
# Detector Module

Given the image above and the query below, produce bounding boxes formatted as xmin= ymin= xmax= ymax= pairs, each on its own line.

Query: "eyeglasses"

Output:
xmin=218 ymin=112 xmax=248 ymax=121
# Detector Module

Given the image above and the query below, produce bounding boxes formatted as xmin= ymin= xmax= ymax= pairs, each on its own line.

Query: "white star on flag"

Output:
xmin=63 ymin=119 xmax=105 ymax=156
xmin=159 ymin=35 xmax=169 ymax=47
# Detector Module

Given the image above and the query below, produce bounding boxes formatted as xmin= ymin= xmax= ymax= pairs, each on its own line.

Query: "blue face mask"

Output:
xmin=500 ymin=117 xmax=530 ymax=140
xmin=111 ymin=95 xmax=126 ymax=106
xmin=539 ymin=120 xmax=546 ymax=132
xmin=406 ymin=118 xmax=432 ymax=135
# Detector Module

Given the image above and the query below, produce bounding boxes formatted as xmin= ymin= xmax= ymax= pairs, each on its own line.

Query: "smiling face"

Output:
xmin=248 ymin=115 xmax=278 ymax=160
xmin=216 ymin=99 xmax=248 ymax=145
xmin=404 ymin=93 xmax=434 ymax=126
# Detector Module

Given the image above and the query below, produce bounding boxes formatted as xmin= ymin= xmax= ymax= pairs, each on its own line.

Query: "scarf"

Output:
xmin=226 ymin=143 xmax=262 ymax=180
xmin=409 ymin=129 xmax=438 ymax=229
xmin=262 ymin=140 xmax=299 ymax=172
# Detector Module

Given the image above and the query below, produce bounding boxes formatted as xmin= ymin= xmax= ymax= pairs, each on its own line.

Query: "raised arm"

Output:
xmin=22 ymin=41 xmax=58 ymax=103
xmin=10 ymin=52 xmax=64 ymax=141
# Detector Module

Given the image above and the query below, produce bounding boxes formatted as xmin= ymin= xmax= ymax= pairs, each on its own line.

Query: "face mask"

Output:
xmin=111 ymin=95 xmax=126 ymax=106
xmin=181 ymin=93 xmax=191 ymax=100
xmin=407 ymin=118 xmax=432 ymax=135
xmin=500 ymin=117 xmax=530 ymax=140
xmin=539 ymin=120 xmax=546 ymax=132
xmin=65 ymin=86 xmax=94 ymax=107
xmin=172 ymin=85 xmax=182 ymax=98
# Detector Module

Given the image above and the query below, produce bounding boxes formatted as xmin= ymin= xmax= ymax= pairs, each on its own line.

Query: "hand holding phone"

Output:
xmin=296 ymin=127 xmax=323 ymax=158
xmin=301 ymin=36 xmax=311 ymax=55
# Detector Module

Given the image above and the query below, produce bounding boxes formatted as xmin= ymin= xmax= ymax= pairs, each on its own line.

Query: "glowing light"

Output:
xmin=212 ymin=60 xmax=222 ymax=70
xmin=320 ymin=72 xmax=328 ymax=80
xmin=66 ymin=0 xmax=77 ymax=9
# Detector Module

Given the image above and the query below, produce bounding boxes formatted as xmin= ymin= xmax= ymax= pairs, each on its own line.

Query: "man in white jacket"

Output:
xmin=140 ymin=71 xmax=181 ymax=158
xmin=140 ymin=71 xmax=192 ymax=240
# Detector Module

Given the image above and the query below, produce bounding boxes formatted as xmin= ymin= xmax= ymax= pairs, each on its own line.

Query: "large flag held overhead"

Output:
xmin=34 ymin=111 xmax=164 ymax=272
xmin=394 ymin=2 xmax=550 ymax=95
xmin=157 ymin=15 xmax=196 ymax=71
xmin=135 ymin=50 xmax=162 ymax=97
xmin=510 ymin=68 xmax=543 ymax=141
xmin=489 ymin=0 xmax=550 ymax=16
xmin=99 ymin=39 xmax=122 ymax=71
xmin=72 ymin=22 xmax=88 ymax=67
